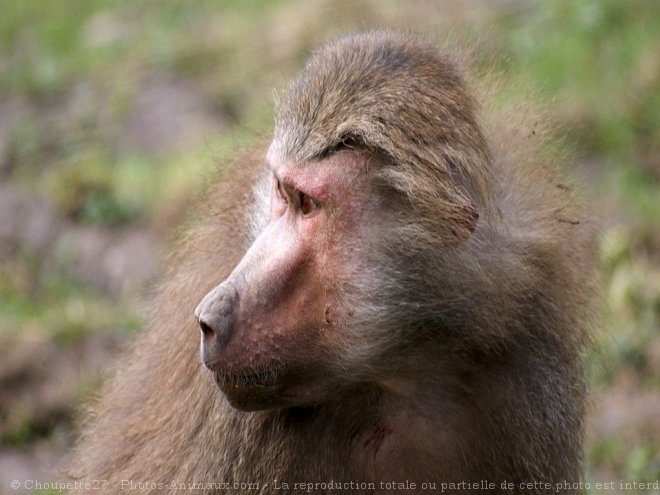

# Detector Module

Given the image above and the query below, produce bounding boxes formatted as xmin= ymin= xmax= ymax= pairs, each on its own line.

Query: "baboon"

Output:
xmin=71 ymin=31 xmax=597 ymax=494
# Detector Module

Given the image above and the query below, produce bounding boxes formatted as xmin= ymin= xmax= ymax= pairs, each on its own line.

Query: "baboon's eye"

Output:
xmin=299 ymin=192 xmax=319 ymax=215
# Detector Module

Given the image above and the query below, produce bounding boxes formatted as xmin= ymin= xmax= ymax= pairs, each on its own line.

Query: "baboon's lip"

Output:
xmin=214 ymin=369 xmax=281 ymax=388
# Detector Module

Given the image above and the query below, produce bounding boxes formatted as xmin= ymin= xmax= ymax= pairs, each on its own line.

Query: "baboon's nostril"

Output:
xmin=195 ymin=282 xmax=239 ymax=349
xmin=198 ymin=319 xmax=215 ymax=338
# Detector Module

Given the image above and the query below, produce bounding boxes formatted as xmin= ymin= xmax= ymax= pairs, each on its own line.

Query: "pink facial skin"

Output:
xmin=199 ymin=150 xmax=373 ymax=410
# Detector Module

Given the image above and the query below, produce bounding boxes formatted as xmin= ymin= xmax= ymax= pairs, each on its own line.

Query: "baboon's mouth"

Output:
xmin=214 ymin=369 xmax=281 ymax=389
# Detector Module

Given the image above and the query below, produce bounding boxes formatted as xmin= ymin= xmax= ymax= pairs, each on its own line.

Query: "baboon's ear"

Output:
xmin=449 ymin=188 xmax=479 ymax=243
xmin=447 ymin=160 xmax=480 ymax=242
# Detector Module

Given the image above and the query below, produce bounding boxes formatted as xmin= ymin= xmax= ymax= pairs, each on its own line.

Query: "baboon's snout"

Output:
xmin=194 ymin=282 xmax=239 ymax=369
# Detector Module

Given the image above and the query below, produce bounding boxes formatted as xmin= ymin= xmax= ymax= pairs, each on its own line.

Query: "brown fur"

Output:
xmin=70 ymin=31 xmax=598 ymax=494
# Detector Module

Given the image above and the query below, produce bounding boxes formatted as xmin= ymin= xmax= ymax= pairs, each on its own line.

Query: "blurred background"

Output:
xmin=0 ymin=0 xmax=658 ymax=493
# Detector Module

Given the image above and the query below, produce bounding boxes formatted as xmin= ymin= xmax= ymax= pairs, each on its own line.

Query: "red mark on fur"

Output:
xmin=363 ymin=424 xmax=393 ymax=455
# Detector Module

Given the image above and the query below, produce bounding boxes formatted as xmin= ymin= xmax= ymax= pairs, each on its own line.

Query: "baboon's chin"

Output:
xmin=220 ymin=388 xmax=285 ymax=412
xmin=213 ymin=370 xmax=285 ymax=411
xmin=214 ymin=368 xmax=338 ymax=411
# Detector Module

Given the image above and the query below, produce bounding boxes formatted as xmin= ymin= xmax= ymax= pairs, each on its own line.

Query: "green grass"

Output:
xmin=0 ymin=261 xmax=142 ymax=342
xmin=500 ymin=0 xmax=659 ymax=159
